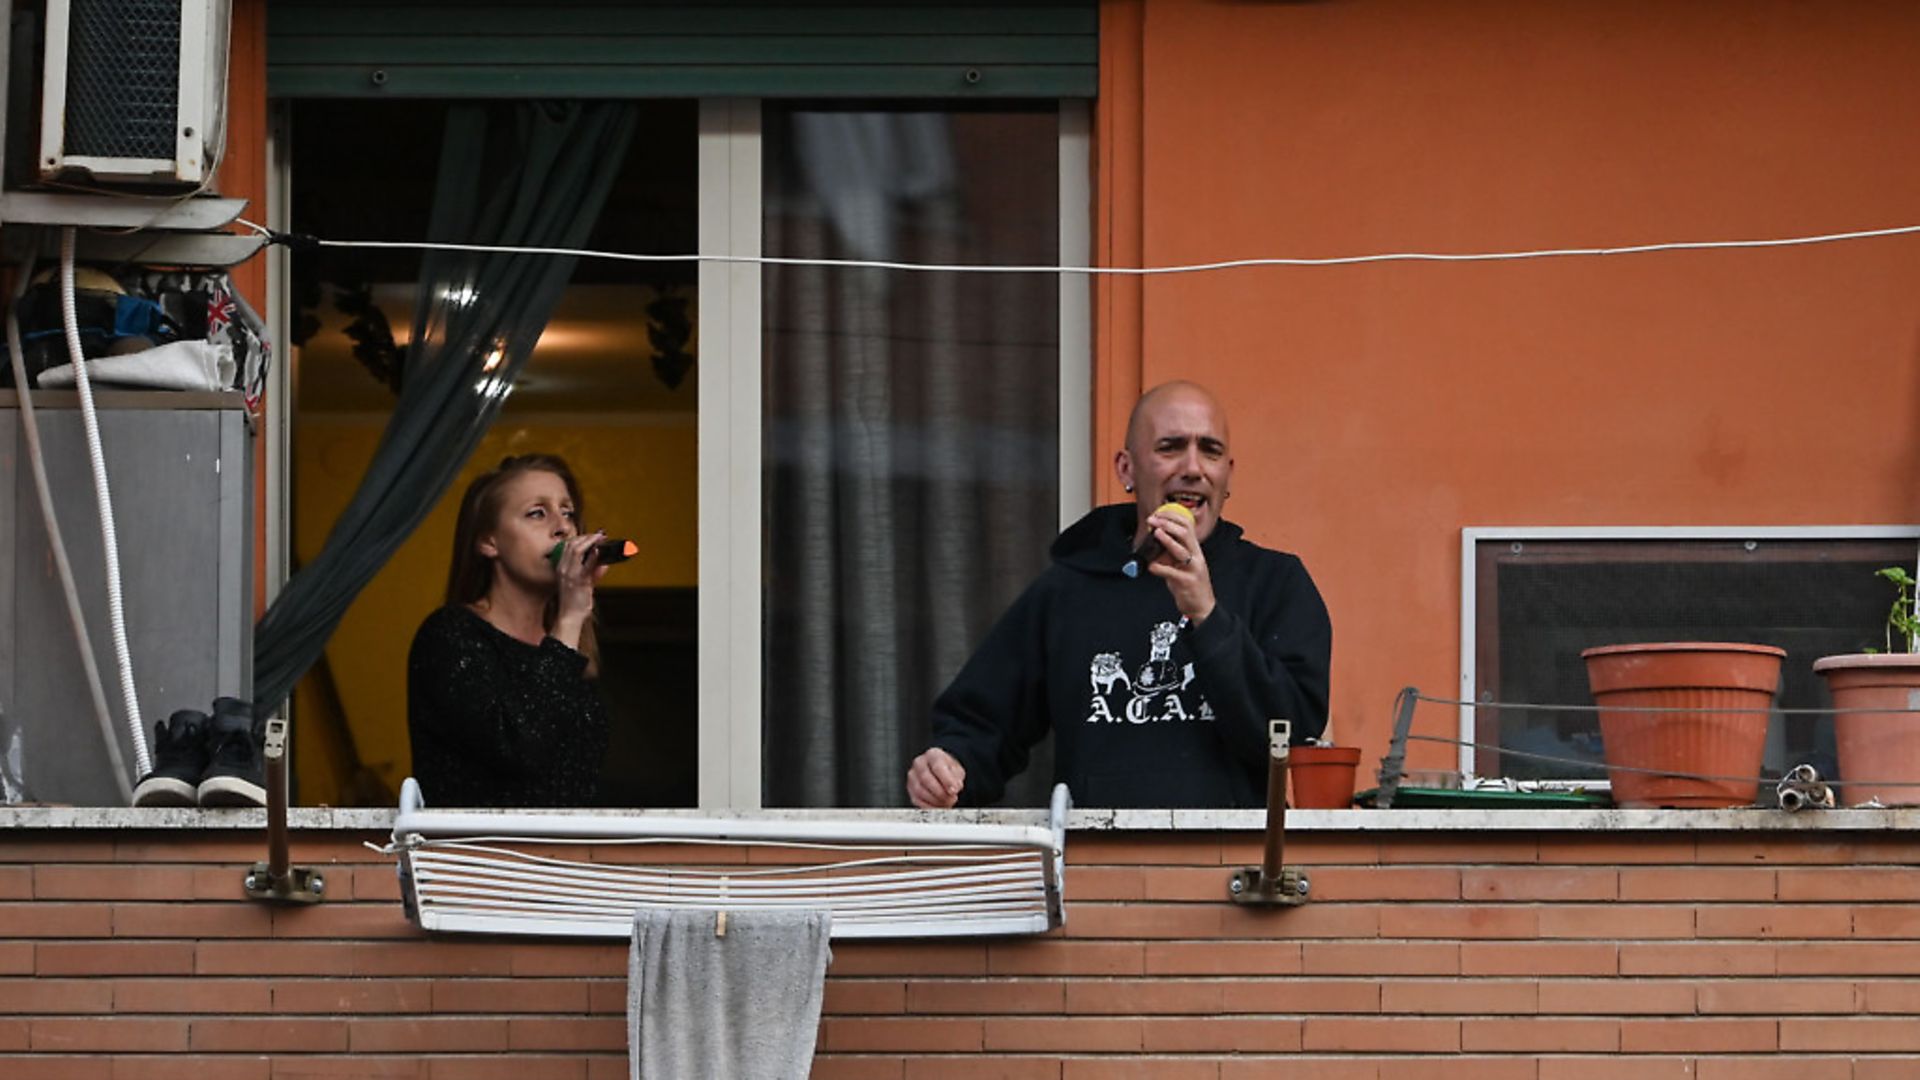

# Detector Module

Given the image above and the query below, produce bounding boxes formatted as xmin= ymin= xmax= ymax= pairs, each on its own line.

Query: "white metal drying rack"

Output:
xmin=386 ymin=779 xmax=1069 ymax=940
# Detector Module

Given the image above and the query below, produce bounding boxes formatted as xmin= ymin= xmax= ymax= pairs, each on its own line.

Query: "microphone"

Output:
xmin=547 ymin=538 xmax=639 ymax=567
xmin=1121 ymin=502 xmax=1195 ymax=578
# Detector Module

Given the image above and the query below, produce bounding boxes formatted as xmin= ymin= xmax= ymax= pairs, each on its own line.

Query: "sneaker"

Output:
xmin=197 ymin=697 xmax=265 ymax=807
xmin=132 ymin=710 xmax=210 ymax=808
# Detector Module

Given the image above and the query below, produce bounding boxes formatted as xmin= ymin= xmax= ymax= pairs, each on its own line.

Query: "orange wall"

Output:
xmin=1097 ymin=0 xmax=1920 ymax=767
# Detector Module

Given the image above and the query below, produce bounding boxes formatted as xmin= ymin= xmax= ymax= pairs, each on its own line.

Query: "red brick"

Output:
xmin=112 ymin=837 xmax=261 ymax=863
xmin=1853 ymin=904 xmax=1920 ymax=938
xmin=0 ymin=1058 xmax=111 ymax=1080
xmin=273 ymin=904 xmax=417 ymax=939
xmin=984 ymin=1017 xmax=1142 ymax=1052
xmin=1220 ymin=902 xmax=1383 ymax=940
xmin=903 ymin=1056 xmax=1058 ymax=1080
xmin=0 ymin=1018 xmax=25 ymax=1050
xmin=1694 ymin=1058 xmax=1852 ymax=1080
xmin=907 ymin=980 xmax=1064 ymax=1014
xmin=0 ymin=942 xmax=30 ymax=974
xmin=1378 ymin=1060 xmax=1535 ymax=1080
xmin=823 ymin=980 xmax=908 ymax=1015
xmin=1222 ymin=1060 xmax=1372 ymax=1080
xmin=1620 ymin=1018 xmax=1778 ymax=1053
xmin=1078 ymin=835 xmax=1220 ymax=865
xmin=1230 ymin=978 xmax=1381 ymax=1014
xmin=1376 ymin=905 xmax=1538 ymax=939
xmin=987 ymin=941 xmax=1143 ymax=976
xmin=820 ymin=1018 xmax=984 ymax=1053
xmin=1064 ymin=1059 xmax=1218 ymax=1080
xmin=1463 ymin=867 xmax=1617 ymax=901
xmin=1282 ymin=838 xmax=1384 ymax=866
xmin=1145 ymin=941 xmax=1299 ymax=976
xmin=1383 ymin=979 xmax=1537 ymax=1015
xmin=1539 ymin=1058 xmax=1696 ymax=1080
xmin=1065 ymin=902 xmax=1222 ymax=938
xmin=1307 ymin=867 xmax=1461 ymax=901
xmin=1140 ymin=866 xmax=1236 ymax=901
xmin=1141 ymin=1016 xmax=1304 ymax=1052
xmin=0 ymin=902 xmax=113 ymax=936
xmin=836 ymin=943 xmax=988 ymax=977
xmin=198 ymin=941 xmax=357 ymax=977
xmin=1546 ymin=837 xmax=1698 ymax=865
xmin=1462 ymin=942 xmax=1617 ymax=976
xmin=0 ymin=977 xmax=114 ymax=1013
xmin=349 ymin=867 xmax=406 ymax=903
xmin=422 ymin=1060 xmax=587 ymax=1080
xmin=1697 ymin=980 xmax=1857 ymax=1015
xmin=1854 ymin=1060 xmax=1920 ymax=1080
xmin=1302 ymin=941 xmax=1458 ymax=975
xmin=195 ymin=866 xmax=259 ymax=901
xmin=341 ymin=942 xmax=513 ymax=978
xmin=1063 ymin=979 xmax=1221 ymax=1014
xmin=266 ymin=1056 xmax=427 ymax=1078
xmin=1302 ymin=1017 xmax=1459 ymax=1052
xmin=587 ymin=981 xmax=625 ymax=1015
xmin=113 ymin=901 xmax=276 ymax=938
xmin=1067 ymin=866 xmax=1145 ymax=901
xmin=31 ymin=1017 xmax=190 ymax=1052
xmin=1462 ymin=1017 xmax=1619 ymax=1052
xmin=1696 ymin=904 xmax=1853 ymax=938
xmin=812 ymin=1056 xmax=907 ymax=1080
xmin=273 ymin=979 xmax=434 ymax=1014
xmin=0 ymin=838 xmax=118 ymax=863
xmin=116 ymin=977 xmax=273 ymax=1013
xmin=1778 ymin=943 xmax=1920 ymax=976
xmin=1537 ymin=905 xmax=1694 ymax=939
xmin=1619 ymin=867 xmax=1776 ymax=901
xmin=506 ymin=1017 xmax=626 ymax=1051
xmin=1779 ymin=868 xmax=1920 ymax=901
xmin=1781 ymin=1018 xmax=1920 ymax=1051
xmin=111 ymin=1057 xmax=272 ymax=1080
xmin=1862 ymin=980 xmax=1920 ymax=1013
xmin=432 ymin=979 xmax=590 ymax=1013
xmin=35 ymin=865 xmax=196 ymax=900
xmin=1696 ymin=838 xmax=1868 ymax=866
xmin=503 ymin=945 xmax=623 ymax=978
xmin=1620 ymin=941 xmax=1775 ymax=976
xmin=1538 ymin=980 xmax=1696 ymax=1015
xmin=191 ymin=1018 xmax=351 ymax=1052
xmin=0 ymin=867 xmax=31 ymax=899
xmin=348 ymin=1018 xmax=511 ymax=1053
xmin=1377 ymin=837 xmax=1538 ymax=865
xmin=38 ymin=941 xmax=196 ymax=976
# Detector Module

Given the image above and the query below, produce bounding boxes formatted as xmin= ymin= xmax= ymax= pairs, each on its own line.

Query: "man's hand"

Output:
xmin=906 ymin=747 xmax=967 ymax=809
xmin=1144 ymin=505 xmax=1217 ymax=624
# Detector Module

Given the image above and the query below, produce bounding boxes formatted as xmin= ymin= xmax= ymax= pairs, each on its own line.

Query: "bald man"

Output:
xmin=907 ymin=381 xmax=1332 ymax=810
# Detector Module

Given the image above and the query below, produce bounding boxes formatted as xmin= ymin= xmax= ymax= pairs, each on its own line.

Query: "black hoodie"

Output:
xmin=930 ymin=504 xmax=1332 ymax=808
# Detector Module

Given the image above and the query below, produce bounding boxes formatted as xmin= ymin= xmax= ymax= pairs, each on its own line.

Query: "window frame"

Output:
xmin=1458 ymin=524 xmax=1920 ymax=783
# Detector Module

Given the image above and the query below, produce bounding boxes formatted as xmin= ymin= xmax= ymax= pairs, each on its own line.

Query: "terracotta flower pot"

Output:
xmin=1581 ymin=642 xmax=1783 ymax=809
xmin=1813 ymin=653 xmax=1920 ymax=807
xmin=1288 ymin=745 xmax=1361 ymax=809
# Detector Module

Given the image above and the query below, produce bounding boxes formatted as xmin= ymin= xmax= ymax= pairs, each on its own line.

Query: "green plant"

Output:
xmin=1876 ymin=566 xmax=1920 ymax=654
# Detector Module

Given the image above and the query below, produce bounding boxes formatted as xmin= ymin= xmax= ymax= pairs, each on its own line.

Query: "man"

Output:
xmin=906 ymin=381 xmax=1332 ymax=809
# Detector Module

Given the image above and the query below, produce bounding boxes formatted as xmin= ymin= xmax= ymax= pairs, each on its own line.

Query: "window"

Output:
xmin=1462 ymin=528 xmax=1920 ymax=787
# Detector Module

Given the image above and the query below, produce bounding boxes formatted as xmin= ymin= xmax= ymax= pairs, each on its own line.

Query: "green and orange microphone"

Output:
xmin=547 ymin=537 xmax=639 ymax=567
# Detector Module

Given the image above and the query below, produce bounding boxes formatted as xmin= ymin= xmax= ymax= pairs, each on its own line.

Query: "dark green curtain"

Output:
xmin=253 ymin=101 xmax=638 ymax=712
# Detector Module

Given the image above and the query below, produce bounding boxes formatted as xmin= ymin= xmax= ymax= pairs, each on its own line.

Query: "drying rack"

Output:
xmin=385 ymin=779 xmax=1069 ymax=940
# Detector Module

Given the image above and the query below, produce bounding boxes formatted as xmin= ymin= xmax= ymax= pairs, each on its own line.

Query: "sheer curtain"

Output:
xmin=254 ymin=102 xmax=637 ymax=712
xmin=762 ymin=105 xmax=1062 ymax=807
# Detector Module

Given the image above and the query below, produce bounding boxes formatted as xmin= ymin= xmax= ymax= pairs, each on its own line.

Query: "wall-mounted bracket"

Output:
xmin=1228 ymin=719 xmax=1312 ymax=907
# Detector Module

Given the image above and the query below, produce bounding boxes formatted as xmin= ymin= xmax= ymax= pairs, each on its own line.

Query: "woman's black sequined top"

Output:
xmin=406 ymin=605 xmax=609 ymax=807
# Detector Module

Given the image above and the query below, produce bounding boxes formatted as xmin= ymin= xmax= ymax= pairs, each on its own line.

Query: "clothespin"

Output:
xmin=715 ymin=910 xmax=728 ymax=938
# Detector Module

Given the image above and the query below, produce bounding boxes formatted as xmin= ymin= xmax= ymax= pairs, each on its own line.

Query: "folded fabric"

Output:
xmin=629 ymin=908 xmax=832 ymax=1080
xmin=36 ymin=340 xmax=235 ymax=392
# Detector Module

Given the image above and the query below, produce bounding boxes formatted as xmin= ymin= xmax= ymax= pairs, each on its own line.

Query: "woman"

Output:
xmin=407 ymin=454 xmax=611 ymax=807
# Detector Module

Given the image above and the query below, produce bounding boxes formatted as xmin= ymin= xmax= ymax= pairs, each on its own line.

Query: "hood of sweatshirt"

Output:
xmin=1051 ymin=503 xmax=1247 ymax=575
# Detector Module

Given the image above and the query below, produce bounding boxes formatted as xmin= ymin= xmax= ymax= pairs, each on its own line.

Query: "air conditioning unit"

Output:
xmin=37 ymin=0 xmax=231 ymax=187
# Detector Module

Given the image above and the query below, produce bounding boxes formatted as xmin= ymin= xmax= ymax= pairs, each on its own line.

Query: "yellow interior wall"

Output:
xmin=292 ymin=417 xmax=697 ymax=804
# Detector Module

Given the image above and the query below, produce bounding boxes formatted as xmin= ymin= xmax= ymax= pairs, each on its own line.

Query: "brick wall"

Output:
xmin=3 ymin=825 xmax=1918 ymax=1078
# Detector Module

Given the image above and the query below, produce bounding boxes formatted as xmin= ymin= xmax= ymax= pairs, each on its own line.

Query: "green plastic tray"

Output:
xmin=1353 ymin=786 xmax=1612 ymax=809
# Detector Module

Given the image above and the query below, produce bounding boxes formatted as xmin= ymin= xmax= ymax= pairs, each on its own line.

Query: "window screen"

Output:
xmin=1470 ymin=536 xmax=1920 ymax=784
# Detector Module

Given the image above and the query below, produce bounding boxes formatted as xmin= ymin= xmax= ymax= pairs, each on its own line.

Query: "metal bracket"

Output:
xmin=1228 ymin=719 xmax=1313 ymax=907
xmin=242 ymin=718 xmax=326 ymax=905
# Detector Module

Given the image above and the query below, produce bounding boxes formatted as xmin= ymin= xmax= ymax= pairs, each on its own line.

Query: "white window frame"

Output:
xmin=1458 ymin=525 xmax=1920 ymax=782
xmin=696 ymin=99 xmax=1091 ymax=808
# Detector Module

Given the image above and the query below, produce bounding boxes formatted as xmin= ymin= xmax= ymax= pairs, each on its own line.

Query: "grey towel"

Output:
xmin=629 ymin=908 xmax=833 ymax=1080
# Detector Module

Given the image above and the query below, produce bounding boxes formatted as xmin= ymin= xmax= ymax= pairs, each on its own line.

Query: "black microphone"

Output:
xmin=1121 ymin=502 xmax=1194 ymax=578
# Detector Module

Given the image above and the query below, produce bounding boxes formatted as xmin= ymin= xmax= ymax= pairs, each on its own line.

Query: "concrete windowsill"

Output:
xmin=2 ymin=805 xmax=1918 ymax=832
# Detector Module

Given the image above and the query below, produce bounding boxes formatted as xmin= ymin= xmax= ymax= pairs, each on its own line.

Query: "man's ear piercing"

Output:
xmin=1124 ymin=484 xmax=1134 ymax=493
